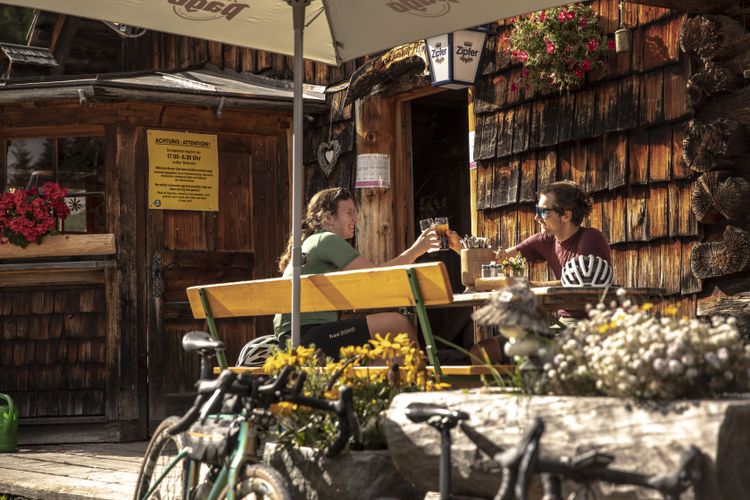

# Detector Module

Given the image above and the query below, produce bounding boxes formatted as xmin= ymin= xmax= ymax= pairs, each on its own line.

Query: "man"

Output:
xmin=474 ymin=181 xmax=611 ymax=360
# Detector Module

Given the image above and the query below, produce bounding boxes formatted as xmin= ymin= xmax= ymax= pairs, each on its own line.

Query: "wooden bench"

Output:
xmin=185 ymin=261 xmax=509 ymax=379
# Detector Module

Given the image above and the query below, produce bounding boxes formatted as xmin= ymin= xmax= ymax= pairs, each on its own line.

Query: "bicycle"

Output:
xmin=134 ymin=331 xmax=360 ymax=500
xmin=405 ymin=403 xmax=702 ymax=500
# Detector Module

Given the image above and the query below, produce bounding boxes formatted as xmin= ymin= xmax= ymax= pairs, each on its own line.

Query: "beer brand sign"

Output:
xmin=385 ymin=0 xmax=459 ymax=18
xmin=168 ymin=0 xmax=249 ymax=21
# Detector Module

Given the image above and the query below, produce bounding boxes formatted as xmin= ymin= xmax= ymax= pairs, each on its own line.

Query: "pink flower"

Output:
xmin=521 ymin=67 xmax=528 ymax=77
xmin=580 ymin=59 xmax=592 ymax=71
xmin=566 ymin=11 xmax=575 ymax=20
xmin=607 ymin=39 xmax=616 ymax=50
xmin=509 ymin=17 xmax=516 ymax=23
xmin=546 ymin=41 xmax=556 ymax=54
xmin=558 ymin=11 xmax=568 ymax=22
xmin=565 ymin=46 xmax=572 ymax=53
xmin=574 ymin=68 xmax=585 ymax=78
xmin=579 ymin=17 xmax=588 ymax=27
xmin=539 ymin=11 xmax=546 ymax=22
xmin=587 ymin=38 xmax=599 ymax=52
xmin=510 ymin=82 xmax=519 ymax=92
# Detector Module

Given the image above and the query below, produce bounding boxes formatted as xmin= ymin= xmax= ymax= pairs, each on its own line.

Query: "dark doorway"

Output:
xmin=410 ymin=89 xmax=473 ymax=360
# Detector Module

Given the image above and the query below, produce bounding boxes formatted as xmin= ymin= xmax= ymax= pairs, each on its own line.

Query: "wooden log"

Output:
xmin=347 ymin=42 xmax=426 ymax=103
xmin=698 ymin=291 xmax=750 ymax=337
xmin=687 ymin=62 xmax=744 ymax=108
xmin=0 ymin=234 xmax=115 ymax=260
xmin=692 ymin=171 xmax=750 ymax=223
xmin=690 ymin=225 xmax=750 ymax=279
xmin=683 ymin=118 xmax=750 ymax=172
xmin=385 ymin=390 xmax=750 ymax=499
xmin=680 ymin=15 xmax=749 ymax=62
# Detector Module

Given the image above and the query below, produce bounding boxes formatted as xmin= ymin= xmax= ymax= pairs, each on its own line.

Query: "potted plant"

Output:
xmin=0 ymin=182 xmax=70 ymax=248
xmin=262 ymin=334 xmax=450 ymax=498
xmin=505 ymin=3 xmax=615 ymax=93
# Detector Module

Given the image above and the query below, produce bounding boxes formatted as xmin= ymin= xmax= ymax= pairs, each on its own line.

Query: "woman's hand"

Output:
xmin=412 ymin=226 xmax=440 ymax=255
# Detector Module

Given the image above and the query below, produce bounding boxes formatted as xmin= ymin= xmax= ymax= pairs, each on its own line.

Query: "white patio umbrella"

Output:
xmin=2 ymin=0 xmax=573 ymax=347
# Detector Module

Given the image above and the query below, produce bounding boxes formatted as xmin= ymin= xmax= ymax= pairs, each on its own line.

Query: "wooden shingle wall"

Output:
xmin=0 ymin=287 xmax=106 ymax=418
xmin=473 ymin=1 xmax=701 ymax=316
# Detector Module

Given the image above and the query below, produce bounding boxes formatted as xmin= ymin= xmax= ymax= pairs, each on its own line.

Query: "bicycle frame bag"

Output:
xmin=185 ymin=417 xmax=238 ymax=466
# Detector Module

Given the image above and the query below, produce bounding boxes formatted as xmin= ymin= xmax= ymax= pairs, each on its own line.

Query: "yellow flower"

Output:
xmin=369 ymin=333 xmax=405 ymax=361
xmin=641 ymin=302 xmax=654 ymax=311
xmin=664 ymin=306 xmax=679 ymax=316
xmin=269 ymin=401 xmax=298 ymax=417
xmin=597 ymin=324 xmax=609 ymax=334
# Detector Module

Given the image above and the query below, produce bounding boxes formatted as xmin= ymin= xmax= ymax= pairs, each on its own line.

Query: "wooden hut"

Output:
xmin=0 ymin=67 xmax=324 ymax=441
xmin=3 ymin=0 xmax=749 ymax=441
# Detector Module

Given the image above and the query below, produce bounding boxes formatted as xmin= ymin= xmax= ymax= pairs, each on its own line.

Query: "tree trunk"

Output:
xmin=692 ymin=171 xmax=750 ymax=222
xmin=680 ymin=15 xmax=749 ymax=62
xmin=690 ymin=225 xmax=750 ymax=279
xmin=682 ymin=118 xmax=750 ymax=172
xmin=385 ymin=390 xmax=750 ymax=499
xmin=687 ymin=62 xmax=745 ymax=108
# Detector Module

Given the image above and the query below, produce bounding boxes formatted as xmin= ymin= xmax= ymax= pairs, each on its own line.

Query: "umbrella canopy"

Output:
xmin=1 ymin=0 xmax=573 ymax=348
xmin=3 ymin=0 xmax=572 ymax=65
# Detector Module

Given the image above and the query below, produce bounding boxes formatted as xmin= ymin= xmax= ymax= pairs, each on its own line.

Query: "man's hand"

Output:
xmin=495 ymin=246 xmax=506 ymax=261
xmin=447 ymin=229 xmax=461 ymax=254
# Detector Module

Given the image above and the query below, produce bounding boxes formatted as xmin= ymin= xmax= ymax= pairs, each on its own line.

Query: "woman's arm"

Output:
xmin=343 ymin=227 xmax=440 ymax=270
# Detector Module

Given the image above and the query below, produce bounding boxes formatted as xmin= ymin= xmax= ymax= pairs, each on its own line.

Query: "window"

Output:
xmin=4 ymin=136 xmax=105 ymax=233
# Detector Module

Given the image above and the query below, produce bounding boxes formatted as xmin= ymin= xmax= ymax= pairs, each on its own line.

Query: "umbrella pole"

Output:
xmin=289 ymin=0 xmax=309 ymax=348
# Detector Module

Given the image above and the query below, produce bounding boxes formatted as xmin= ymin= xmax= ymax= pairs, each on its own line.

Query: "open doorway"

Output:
xmin=410 ymin=88 xmax=473 ymax=359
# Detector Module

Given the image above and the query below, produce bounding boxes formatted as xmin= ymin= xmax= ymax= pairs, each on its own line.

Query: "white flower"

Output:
xmin=717 ymin=348 xmax=729 ymax=362
xmin=686 ymin=368 xmax=699 ymax=379
xmin=653 ymin=358 xmax=667 ymax=372
xmin=668 ymin=360 xmax=683 ymax=374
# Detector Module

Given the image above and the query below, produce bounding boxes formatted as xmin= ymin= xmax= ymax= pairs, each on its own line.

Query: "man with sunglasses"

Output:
xmin=500 ymin=179 xmax=611 ymax=308
xmin=473 ymin=181 xmax=611 ymax=360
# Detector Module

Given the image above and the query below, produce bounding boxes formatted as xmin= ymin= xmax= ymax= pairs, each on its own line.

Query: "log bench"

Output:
xmin=185 ymin=261 xmax=511 ymax=379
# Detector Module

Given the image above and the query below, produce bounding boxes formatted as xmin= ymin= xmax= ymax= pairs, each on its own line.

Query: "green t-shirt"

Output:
xmin=273 ymin=231 xmax=360 ymax=338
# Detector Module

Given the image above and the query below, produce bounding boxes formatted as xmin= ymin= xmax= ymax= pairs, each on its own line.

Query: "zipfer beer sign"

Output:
xmin=168 ymin=0 xmax=249 ymax=21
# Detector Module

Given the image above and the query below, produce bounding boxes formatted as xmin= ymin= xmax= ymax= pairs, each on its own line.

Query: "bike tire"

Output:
xmin=134 ymin=416 xmax=191 ymax=500
xmin=222 ymin=463 xmax=292 ymax=500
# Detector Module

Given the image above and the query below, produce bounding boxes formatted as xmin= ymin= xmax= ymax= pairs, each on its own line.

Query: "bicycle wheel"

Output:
xmin=134 ymin=416 xmax=190 ymax=500
xmin=222 ymin=463 xmax=292 ymax=500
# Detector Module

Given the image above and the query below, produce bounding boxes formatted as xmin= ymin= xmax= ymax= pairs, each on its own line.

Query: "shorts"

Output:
xmin=279 ymin=317 xmax=370 ymax=360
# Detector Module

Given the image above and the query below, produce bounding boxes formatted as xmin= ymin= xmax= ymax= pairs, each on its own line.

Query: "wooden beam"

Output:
xmin=628 ymin=0 xmax=748 ymax=17
xmin=0 ymin=234 xmax=115 ymax=260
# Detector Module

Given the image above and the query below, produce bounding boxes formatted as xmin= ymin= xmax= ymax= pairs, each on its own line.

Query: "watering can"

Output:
xmin=0 ymin=393 xmax=18 ymax=452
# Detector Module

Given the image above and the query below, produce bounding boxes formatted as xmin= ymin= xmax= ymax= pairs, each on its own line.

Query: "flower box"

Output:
xmin=0 ymin=233 xmax=116 ymax=260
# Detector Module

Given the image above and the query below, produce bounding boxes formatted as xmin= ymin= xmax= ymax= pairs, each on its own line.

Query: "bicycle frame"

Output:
xmin=141 ymin=418 xmax=256 ymax=500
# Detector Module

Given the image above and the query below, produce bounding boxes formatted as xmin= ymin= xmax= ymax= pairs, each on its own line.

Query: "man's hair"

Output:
xmin=278 ymin=187 xmax=354 ymax=272
xmin=539 ymin=181 xmax=593 ymax=225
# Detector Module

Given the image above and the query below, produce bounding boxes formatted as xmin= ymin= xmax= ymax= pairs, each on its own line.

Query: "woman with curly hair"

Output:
xmin=274 ymin=187 xmax=459 ymax=359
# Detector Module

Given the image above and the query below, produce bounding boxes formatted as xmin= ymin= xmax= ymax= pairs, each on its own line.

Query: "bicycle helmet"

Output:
xmin=561 ymin=255 xmax=613 ymax=288
xmin=236 ymin=335 xmax=278 ymax=366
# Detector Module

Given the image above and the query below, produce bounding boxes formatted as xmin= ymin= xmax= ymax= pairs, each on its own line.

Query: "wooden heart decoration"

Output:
xmin=316 ymin=139 xmax=341 ymax=178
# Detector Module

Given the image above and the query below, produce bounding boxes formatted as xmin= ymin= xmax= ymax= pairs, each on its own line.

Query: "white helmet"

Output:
xmin=561 ymin=255 xmax=613 ymax=288
xmin=237 ymin=335 xmax=278 ymax=366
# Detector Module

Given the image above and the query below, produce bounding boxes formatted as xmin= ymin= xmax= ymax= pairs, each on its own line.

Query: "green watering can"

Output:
xmin=0 ymin=393 xmax=18 ymax=452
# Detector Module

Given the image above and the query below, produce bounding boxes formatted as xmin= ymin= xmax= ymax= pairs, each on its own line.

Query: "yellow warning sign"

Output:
xmin=147 ymin=130 xmax=219 ymax=211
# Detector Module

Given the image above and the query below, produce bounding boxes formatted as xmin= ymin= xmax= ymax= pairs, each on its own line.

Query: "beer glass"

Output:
xmin=433 ymin=217 xmax=449 ymax=251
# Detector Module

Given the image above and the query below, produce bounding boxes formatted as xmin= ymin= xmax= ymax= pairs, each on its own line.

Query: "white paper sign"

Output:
xmin=355 ymin=153 xmax=391 ymax=189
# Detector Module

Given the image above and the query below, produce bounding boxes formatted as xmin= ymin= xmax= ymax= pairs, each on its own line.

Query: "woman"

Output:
xmin=274 ymin=187 xmax=458 ymax=358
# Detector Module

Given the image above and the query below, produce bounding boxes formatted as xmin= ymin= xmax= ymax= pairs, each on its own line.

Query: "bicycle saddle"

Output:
xmin=405 ymin=403 xmax=469 ymax=427
xmin=182 ymin=331 xmax=225 ymax=353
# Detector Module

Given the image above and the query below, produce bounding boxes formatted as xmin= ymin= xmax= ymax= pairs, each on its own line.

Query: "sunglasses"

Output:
xmin=535 ymin=205 xmax=560 ymax=218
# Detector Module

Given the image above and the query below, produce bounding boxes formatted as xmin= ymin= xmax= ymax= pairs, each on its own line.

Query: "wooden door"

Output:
xmin=145 ymin=131 xmax=289 ymax=427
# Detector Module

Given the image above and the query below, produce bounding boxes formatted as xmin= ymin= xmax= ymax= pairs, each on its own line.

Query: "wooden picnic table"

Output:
xmin=448 ymin=286 xmax=666 ymax=311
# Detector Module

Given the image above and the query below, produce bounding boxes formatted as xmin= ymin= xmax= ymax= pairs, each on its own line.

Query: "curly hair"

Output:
xmin=277 ymin=187 xmax=354 ymax=272
xmin=539 ymin=180 xmax=592 ymax=225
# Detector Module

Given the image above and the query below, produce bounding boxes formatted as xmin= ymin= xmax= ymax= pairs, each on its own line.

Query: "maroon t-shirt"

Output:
xmin=515 ymin=227 xmax=612 ymax=317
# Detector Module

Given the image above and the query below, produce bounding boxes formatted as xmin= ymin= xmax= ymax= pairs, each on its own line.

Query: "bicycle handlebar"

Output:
xmin=166 ymin=366 xmax=360 ymax=457
xmin=288 ymin=385 xmax=361 ymax=457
